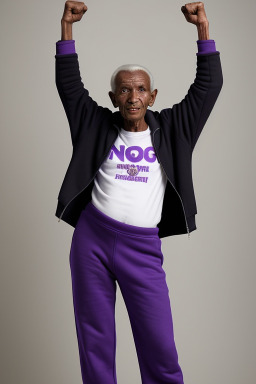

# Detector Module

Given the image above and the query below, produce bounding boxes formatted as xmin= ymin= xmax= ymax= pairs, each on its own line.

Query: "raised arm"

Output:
xmin=181 ymin=1 xmax=209 ymax=40
xmin=164 ymin=2 xmax=223 ymax=151
xmin=61 ymin=0 xmax=87 ymax=40
xmin=55 ymin=2 xmax=109 ymax=147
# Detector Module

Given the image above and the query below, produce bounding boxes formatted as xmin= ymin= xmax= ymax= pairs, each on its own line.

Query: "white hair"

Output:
xmin=110 ymin=64 xmax=154 ymax=93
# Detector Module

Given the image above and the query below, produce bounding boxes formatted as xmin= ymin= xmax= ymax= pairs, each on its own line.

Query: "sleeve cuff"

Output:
xmin=55 ymin=39 xmax=218 ymax=56
xmin=196 ymin=39 xmax=218 ymax=55
xmin=56 ymin=40 xmax=76 ymax=55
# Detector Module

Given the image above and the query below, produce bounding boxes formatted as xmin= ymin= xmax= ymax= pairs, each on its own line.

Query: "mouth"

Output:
xmin=126 ymin=107 xmax=140 ymax=113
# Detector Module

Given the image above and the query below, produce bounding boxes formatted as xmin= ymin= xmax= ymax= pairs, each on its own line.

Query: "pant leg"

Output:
xmin=114 ymin=232 xmax=184 ymax=384
xmin=69 ymin=209 xmax=118 ymax=384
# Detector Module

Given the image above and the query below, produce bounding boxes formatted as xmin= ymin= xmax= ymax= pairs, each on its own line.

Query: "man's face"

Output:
xmin=109 ymin=70 xmax=158 ymax=124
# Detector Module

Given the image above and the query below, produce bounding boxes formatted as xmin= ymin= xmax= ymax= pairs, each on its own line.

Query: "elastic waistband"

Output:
xmin=83 ymin=201 xmax=159 ymax=237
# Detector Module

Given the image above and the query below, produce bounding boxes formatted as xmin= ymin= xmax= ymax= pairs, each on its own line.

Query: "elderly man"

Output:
xmin=55 ymin=1 xmax=223 ymax=383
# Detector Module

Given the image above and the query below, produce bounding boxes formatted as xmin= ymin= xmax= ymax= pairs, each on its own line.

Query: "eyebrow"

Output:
xmin=119 ymin=83 xmax=148 ymax=88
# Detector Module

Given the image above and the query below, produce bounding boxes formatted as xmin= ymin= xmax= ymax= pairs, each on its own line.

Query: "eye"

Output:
xmin=139 ymin=87 xmax=145 ymax=92
xmin=121 ymin=88 xmax=128 ymax=93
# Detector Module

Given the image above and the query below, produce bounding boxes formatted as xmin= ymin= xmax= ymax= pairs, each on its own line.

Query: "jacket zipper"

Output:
xmin=152 ymin=128 xmax=190 ymax=240
xmin=58 ymin=127 xmax=119 ymax=223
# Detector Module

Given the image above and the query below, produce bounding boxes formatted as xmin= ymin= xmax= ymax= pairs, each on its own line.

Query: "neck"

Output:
xmin=123 ymin=118 xmax=148 ymax=132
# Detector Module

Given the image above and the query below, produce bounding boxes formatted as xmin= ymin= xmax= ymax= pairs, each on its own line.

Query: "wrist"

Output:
xmin=61 ymin=19 xmax=73 ymax=40
xmin=196 ymin=21 xmax=210 ymax=40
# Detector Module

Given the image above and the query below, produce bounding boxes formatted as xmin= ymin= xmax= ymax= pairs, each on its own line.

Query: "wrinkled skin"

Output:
xmin=109 ymin=70 xmax=158 ymax=132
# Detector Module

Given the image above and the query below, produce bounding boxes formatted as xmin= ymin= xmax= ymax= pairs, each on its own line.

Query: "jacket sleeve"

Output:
xmin=162 ymin=52 xmax=223 ymax=152
xmin=55 ymin=53 xmax=109 ymax=147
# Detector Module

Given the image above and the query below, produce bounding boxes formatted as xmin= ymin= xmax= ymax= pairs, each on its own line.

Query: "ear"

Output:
xmin=109 ymin=91 xmax=118 ymax=108
xmin=149 ymin=89 xmax=158 ymax=107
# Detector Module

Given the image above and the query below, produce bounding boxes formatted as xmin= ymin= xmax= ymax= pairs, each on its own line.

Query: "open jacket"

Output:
xmin=55 ymin=51 xmax=223 ymax=239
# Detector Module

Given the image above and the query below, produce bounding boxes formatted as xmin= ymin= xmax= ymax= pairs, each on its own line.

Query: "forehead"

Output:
xmin=115 ymin=70 xmax=150 ymax=87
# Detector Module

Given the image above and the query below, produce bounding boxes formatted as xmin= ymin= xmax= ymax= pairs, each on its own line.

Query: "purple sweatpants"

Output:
xmin=69 ymin=201 xmax=184 ymax=384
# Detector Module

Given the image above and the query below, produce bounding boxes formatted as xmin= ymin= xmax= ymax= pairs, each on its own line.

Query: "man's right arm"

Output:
xmin=56 ymin=17 xmax=75 ymax=55
xmin=57 ymin=1 xmax=86 ymax=56
xmin=55 ymin=2 xmax=109 ymax=147
xmin=55 ymin=13 xmax=76 ymax=56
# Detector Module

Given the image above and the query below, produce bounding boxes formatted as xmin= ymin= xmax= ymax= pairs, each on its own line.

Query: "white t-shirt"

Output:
xmin=91 ymin=126 xmax=167 ymax=227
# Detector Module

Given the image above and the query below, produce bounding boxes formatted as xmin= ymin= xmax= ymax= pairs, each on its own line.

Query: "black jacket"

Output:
xmin=54 ymin=51 xmax=223 ymax=239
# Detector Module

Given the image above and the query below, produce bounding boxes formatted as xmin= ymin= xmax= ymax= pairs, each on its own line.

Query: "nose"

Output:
xmin=128 ymin=89 xmax=138 ymax=104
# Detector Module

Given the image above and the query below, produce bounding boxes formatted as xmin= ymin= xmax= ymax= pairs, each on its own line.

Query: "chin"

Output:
xmin=125 ymin=113 xmax=146 ymax=121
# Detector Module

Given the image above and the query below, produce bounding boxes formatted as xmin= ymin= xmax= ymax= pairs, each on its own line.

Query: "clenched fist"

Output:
xmin=62 ymin=1 xmax=88 ymax=24
xmin=181 ymin=2 xmax=208 ymax=26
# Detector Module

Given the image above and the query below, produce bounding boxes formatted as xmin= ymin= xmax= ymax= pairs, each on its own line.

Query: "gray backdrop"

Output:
xmin=1 ymin=0 xmax=255 ymax=383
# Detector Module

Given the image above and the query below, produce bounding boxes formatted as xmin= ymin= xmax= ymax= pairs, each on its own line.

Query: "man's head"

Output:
xmin=109 ymin=64 xmax=158 ymax=127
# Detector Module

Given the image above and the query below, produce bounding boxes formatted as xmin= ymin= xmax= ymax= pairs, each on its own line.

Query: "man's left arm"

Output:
xmin=163 ymin=2 xmax=223 ymax=152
